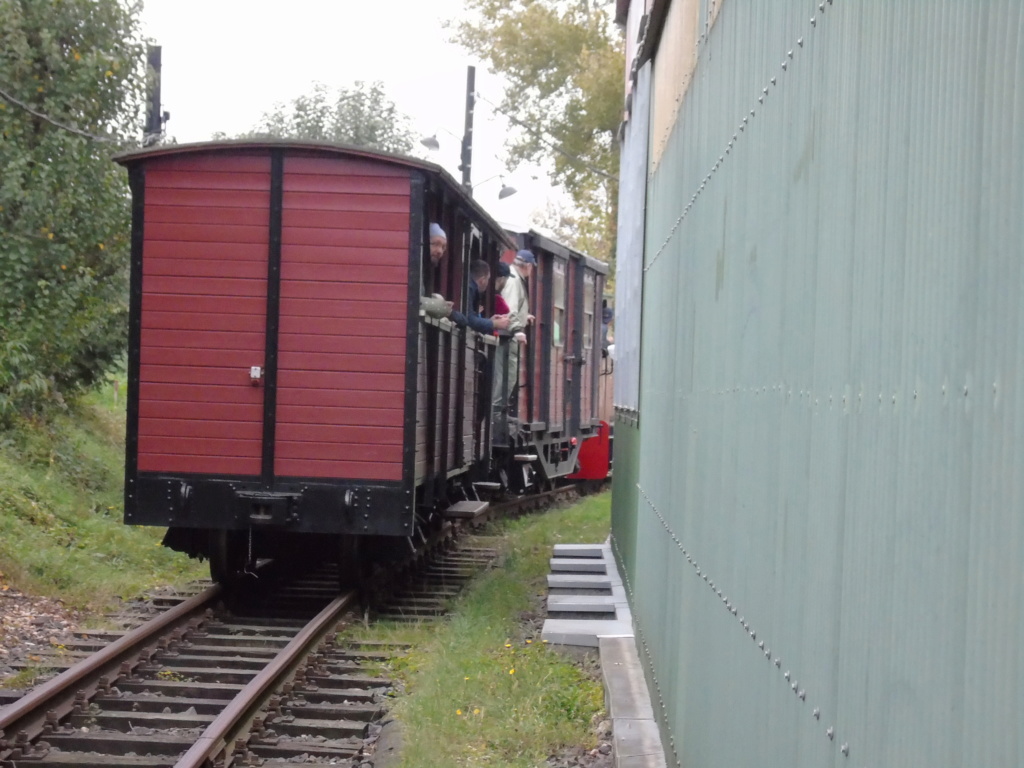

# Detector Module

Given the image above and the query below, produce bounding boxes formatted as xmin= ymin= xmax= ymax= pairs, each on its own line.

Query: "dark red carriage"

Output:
xmin=115 ymin=141 xmax=509 ymax=581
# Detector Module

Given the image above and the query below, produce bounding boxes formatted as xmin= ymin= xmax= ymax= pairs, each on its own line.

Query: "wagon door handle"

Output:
xmin=250 ymin=366 xmax=263 ymax=385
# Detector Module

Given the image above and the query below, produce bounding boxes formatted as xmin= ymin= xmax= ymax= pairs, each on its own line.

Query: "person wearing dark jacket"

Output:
xmin=450 ymin=260 xmax=510 ymax=334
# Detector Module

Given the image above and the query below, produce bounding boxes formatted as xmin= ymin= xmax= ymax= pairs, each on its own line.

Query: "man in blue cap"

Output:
xmin=493 ymin=249 xmax=537 ymax=424
xmin=502 ymin=249 xmax=536 ymax=339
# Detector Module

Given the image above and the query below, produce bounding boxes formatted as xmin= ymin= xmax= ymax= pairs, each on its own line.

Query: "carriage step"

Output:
xmin=514 ymin=454 xmax=539 ymax=462
xmin=473 ymin=481 xmax=502 ymax=490
xmin=445 ymin=500 xmax=490 ymax=519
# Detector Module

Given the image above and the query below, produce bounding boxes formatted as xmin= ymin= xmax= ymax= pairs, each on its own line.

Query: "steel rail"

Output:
xmin=0 ymin=582 xmax=221 ymax=755
xmin=175 ymin=590 xmax=357 ymax=768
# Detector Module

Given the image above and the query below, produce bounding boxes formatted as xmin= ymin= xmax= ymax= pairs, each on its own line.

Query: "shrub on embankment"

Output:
xmin=0 ymin=383 xmax=203 ymax=611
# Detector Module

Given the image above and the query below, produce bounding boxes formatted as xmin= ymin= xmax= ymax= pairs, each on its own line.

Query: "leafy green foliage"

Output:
xmin=0 ymin=0 xmax=145 ymax=423
xmin=451 ymin=0 xmax=623 ymax=264
xmin=228 ymin=81 xmax=416 ymax=155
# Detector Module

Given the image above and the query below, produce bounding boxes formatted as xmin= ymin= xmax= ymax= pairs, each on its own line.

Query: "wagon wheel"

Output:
xmin=208 ymin=529 xmax=254 ymax=586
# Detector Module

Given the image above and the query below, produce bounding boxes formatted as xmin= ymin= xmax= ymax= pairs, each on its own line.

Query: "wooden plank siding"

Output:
xmin=137 ymin=152 xmax=271 ymax=475
xmin=462 ymin=335 xmax=478 ymax=465
xmin=414 ymin=320 xmax=479 ymax=485
xmin=273 ymin=154 xmax=410 ymax=481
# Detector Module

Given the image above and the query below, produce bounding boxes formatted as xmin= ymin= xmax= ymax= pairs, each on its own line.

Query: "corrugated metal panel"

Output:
xmin=617 ymin=2 xmax=1024 ymax=766
xmin=613 ymin=61 xmax=651 ymax=413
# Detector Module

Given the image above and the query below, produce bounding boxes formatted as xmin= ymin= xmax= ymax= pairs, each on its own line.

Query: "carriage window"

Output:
xmin=553 ymin=261 xmax=566 ymax=348
xmin=583 ymin=273 xmax=595 ymax=352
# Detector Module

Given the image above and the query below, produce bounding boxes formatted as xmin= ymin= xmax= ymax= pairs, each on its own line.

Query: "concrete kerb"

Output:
xmin=542 ymin=542 xmax=667 ymax=768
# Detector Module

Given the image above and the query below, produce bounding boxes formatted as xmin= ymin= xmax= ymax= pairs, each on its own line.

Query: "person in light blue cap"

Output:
xmin=428 ymin=223 xmax=447 ymax=267
xmin=422 ymin=222 xmax=448 ymax=298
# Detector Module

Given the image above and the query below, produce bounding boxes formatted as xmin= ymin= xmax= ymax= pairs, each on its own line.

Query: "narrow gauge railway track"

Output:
xmin=0 ymin=542 xmax=497 ymax=767
xmin=0 ymin=485 xmax=582 ymax=767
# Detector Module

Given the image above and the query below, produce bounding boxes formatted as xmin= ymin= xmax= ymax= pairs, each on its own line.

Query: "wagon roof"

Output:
xmin=114 ymin=139 xmax=512 ymax=246
xmin=524 ymin=228 xmax=609 ymax=275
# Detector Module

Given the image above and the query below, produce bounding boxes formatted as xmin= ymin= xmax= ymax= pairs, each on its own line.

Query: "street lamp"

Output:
xmin=473 ymin=174 xmax=517 ymax=200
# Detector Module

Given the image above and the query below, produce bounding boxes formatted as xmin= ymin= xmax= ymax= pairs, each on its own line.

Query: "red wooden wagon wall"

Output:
xmin=137 ymin=153 xmax=271 ymax=477
xmin=275 ymin=154 xmax=409 ymax=481
xmin=135 ymin=149 xmax=411 ymax=484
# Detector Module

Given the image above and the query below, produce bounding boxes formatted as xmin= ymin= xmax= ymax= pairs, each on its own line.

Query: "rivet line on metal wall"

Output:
xmin=644 ymin=0 xmax=838 ymax=276
xmin=636 ymin=481 xmax=856 ymax=760
xmin=611 ymin=534 xmax=685 ymax=768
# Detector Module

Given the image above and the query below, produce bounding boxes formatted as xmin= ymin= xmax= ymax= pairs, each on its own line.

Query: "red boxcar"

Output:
xmin=115 ymin=141 xmax=509 ymax=578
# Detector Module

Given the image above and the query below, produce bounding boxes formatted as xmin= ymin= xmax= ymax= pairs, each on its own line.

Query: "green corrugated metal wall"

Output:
xmin=617 ymin=2 xmax=1024 ymax=766
xmin=610 ymin=418 xmax=641 ymax=588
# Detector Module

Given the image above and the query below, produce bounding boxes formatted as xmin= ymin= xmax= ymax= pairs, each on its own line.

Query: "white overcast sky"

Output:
xmin=139 ymin=0 xmax=556 ymax=226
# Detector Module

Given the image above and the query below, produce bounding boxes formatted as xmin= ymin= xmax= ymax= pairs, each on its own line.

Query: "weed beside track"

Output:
xmin=346 ymin=492 xmax=612 ymax=768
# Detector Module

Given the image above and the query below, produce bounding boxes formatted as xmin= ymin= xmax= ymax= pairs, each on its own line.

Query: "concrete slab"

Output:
xmin=550 ymin=558 xmax=607 ymax=573
xmin=613 ymin=719 xmax=666 ymax=764
xmin=547 ymin=573 xmax=613 ymax=589
xmin=540 ymin=619 xmax=633 ymax=647
xmin=617 ymin=750 xmax=668 ymax=768
xmin=599 ymin=637 xmax=654 ymax=720
xmin=547 ymin=595 xmax=617 ymax=613
xmin=552 ymin=543 xmax=605 ymax=558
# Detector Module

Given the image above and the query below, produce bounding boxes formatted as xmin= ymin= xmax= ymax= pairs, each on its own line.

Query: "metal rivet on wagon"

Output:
xmin=811 ymin=16 xmax=816 ymax=26
xmin=771 ymin=77 xmax=777 ymax=85
xmin=798 ymin=37 xmax=804 ymax=46
xmin=827 ymin=727 xmax=835 ymax=740
xmin=820 ymin=2 xmax=825 ymax=10
xmin=788 ymin=50 xmax=794 ymax=58
xmin=774 ymin=657 xmax=781 ymax=667
xmin=784 ymin=670 xmax=791 ymax=680
xmin=782 ymin=61 xmax=788 ymax=70
xmin=813 ymin=707 xmax=820 ymax=720
xmin=841 ymin=743 xmax=849 ymax=756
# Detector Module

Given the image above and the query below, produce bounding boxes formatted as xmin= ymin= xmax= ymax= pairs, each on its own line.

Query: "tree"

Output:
xmin=451 ymin=0 xmax=623 ymax=265
xmin=231 ymin=81 xmax=417 ymax=156
xmin=0 ymin=0 xmax=145 ymax=422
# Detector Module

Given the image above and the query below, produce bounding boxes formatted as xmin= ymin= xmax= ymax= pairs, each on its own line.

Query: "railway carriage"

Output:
xmin=495 ymin=230 xmax=612 ymax=487
xmin=115 ymin=140 xmax=510 ymax=582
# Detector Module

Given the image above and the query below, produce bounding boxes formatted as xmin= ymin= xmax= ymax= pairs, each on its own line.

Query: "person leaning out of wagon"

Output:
xmin=501 ymin=249 xmax=536 ymax=344
xmin=449 ymin=260 xmax=510 ymax=334
xmin=493 ymin=261 xmax=512 ymax=316
xmin=421 ymin=222 xmax=454 ymax=318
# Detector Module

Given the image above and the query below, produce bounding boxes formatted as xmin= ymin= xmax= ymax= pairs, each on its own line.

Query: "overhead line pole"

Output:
xmin=460 ymin=65 xmax=475 ymax=193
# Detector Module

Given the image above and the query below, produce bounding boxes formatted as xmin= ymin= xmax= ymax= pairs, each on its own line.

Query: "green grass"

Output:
xmin=345 ymin=492 xmax=611 ymax=768
xmin=0 ymin=381 xmax=204 ymax=613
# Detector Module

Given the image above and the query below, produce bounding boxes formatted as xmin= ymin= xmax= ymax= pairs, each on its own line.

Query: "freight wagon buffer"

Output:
xmin=116 ymin=142 xmax=506 ymax=582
